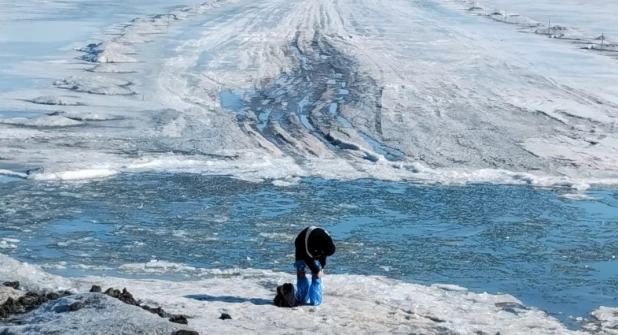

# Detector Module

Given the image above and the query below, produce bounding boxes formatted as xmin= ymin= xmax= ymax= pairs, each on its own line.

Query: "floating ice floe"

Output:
xmin=29 ymin=168 xmax=119 ymax=181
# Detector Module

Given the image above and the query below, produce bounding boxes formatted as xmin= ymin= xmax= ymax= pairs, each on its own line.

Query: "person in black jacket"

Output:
xmin=293 ymin=226 xmax=336 ymax=306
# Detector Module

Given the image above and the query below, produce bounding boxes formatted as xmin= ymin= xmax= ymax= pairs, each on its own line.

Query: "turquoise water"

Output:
xmin=0 ymin=174 xmax=617 ymax=328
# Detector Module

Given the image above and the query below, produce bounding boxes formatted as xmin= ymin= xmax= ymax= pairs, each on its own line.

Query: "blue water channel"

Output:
xmin=0 ymin=173 xmax=617 ymax=328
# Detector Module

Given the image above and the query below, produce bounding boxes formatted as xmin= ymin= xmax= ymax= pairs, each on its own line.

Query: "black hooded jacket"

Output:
xmin=295 ymin=227 xmax=336 ymax=274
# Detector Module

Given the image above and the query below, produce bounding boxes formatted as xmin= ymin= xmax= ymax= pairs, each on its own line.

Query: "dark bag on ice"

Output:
xmin=273 ymin=283 xmax=296 ymax=308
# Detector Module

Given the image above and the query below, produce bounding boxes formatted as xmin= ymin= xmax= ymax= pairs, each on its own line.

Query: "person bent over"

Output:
xmin=294 ymin=226 xmax=335 ymax=306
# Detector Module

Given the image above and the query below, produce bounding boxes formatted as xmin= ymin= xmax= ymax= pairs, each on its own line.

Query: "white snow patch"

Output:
xmin=76 ymin=41 xmax=138 ymax=63
xmin=76 ymin=41 xmax=135 ymax=55
xmin=487 ymin=12 xmax=540 ymax=26
xmin=431 ymin=284 xmax=469 ymax=292
xmin=272 ymin=176 xmax=301 ymax=187
xmin=585 ymin=42 xmax=618 ymax=52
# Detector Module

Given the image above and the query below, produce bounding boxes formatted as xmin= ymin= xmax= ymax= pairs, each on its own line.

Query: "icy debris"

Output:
xmin=128 ymin=22 xmax=162 ymax=34
xmin=558 ymin=193 xmax=597 ymax=201
xmin=583 ymin=42 xmax=618 ymax=52
xmin=87 ymin=63 xmax=136 ymax=73
xmin=582 ymin=306 xmax=618 ymax=334
xmin=535 ymin=25 xmax=583 ymax=38
xmin=115 ymin=31 xmax=152 ymax=44
xmin=26 ymin=96 xmax=85 ymax=106
xmin=50 ymin=111 xmax=121 ymax=121
xmin=119 ymin=260 xmax=197 ymax=274
xmin=271 ymin=176 xmax=301 ymax=187
xmin=76 ymin=41 xmax=137 ymax=63
xmin=0 ymin=169 xmax=28 ymax=179
xmin=487 ymin=12 xmax=540 ymax=26
xmin=76 ymin=41 xmax=134 ymax=55
xmin=81 ymin=49 xmax=138 ymax=63
xmin=0 ymin=238 xmax=19 ymax=249
xmin=468 ymin=5 xmax=485 ymax=11
xmin=0 ymin=115 xmax=82 ymax=127
xmin=258 ymin=232 xmax=296 ymax=240
xmin=53 ymin=76 xmax=134 ymax=95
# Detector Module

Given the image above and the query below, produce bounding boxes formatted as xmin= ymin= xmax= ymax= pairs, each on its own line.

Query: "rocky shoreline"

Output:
xmin=1 ymin=281 xmax=201 ymax=335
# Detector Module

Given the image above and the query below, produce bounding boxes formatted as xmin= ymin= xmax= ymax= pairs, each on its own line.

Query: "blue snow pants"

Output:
xmin=293 ymin=259 xmax=322 ymax=306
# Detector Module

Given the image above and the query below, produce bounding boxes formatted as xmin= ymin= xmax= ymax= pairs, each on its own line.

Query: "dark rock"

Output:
xmin=61 ymin=290 xmax=73 ymax=297
xmin=169 ymin=315 xmax=188 ymax=325
xmin=69 ymin=301 xmax=86 ymax=312
xmin=104 ymin=288 xmax=121 ymax=299
xmin=426 ymin=315 xmax=445 ymax=323
xmin=3 ymin=297 xmax=19 ymax=312
xmin=18 ymin=293 xmax=45 ymax=311
xmin=120 ymin=288 xmax=138 ymax=305
xmin=142 ymin=305 xmax=168 ymax=318
xmin=0 ymin=289 xmax=70 ymax=319
xmin=172 ymin=330 xmax=199 ymax=335
xmin=89 ymin=285 xmax=102 ymax=293
xmin=3 ymin=281 xmax=19 ymax=290
xmin=219 ymin=313 xmax=232 ymax=320
xmin=46 ymin=292 xmax=61 ymax=300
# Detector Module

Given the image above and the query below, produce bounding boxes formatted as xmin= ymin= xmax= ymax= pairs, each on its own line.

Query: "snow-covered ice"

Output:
xmin=0 ymin=0 xmax=616 ymax=188
xmin=1 ymin=0 xmax=618 ymax=333
xmin=1 ymin=253 xmax=612 ymax=335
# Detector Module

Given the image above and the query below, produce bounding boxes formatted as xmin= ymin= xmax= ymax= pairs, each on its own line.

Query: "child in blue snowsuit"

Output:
xmin=294 ymin=226 xmax=336 ymax=306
